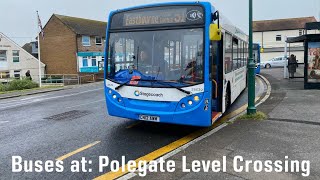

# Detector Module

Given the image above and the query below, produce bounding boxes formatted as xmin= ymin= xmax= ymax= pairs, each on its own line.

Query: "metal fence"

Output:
xmin=0 ymin=74 xmax=102 ymax=86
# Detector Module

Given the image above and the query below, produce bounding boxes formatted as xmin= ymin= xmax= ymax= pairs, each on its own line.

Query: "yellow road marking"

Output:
xmin=126 ymin=121 xmax=142 ymax=129
xmin=94 ymin=126 xmax=216 ymax=180
xmin=94 ymin=96 xmax=263 ymax=180
xmin=56 ymin=141 xmax=100 ymax=161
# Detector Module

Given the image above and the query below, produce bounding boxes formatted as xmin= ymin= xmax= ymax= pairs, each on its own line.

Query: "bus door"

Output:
xmin=210 ymin=35 xmax=224 ymax=112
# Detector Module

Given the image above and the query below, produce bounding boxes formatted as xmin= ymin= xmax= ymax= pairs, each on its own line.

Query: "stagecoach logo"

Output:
xmin=134 ymin=90 xmax=164 ymax=98
xmin=134 ymin=90 xmax=140 ymax=96
xmin=186 ymin=10 xmax=203 ymax=21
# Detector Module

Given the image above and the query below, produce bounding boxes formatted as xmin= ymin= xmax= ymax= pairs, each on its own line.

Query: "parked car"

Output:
xmin=261 ymin=56 xmax=287 ymax=68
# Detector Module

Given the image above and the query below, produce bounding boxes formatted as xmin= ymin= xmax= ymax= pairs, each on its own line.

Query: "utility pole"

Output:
xmin=247 ymin=0 xmax=257 ymax=114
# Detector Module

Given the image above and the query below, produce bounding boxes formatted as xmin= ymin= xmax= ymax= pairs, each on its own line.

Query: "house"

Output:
xmin=22 ymin=41 xmax=39 ymax=59
xmin=39 ymin=14 xmax=107 ymax=77
xmin=253 ymin=16 xmax=318 ymax=62
xmin=0 ymin=32 xmax=45 ymax=83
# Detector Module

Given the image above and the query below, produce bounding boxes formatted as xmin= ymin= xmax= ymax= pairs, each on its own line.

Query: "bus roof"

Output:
xmin=219 ymin=13 xmax=248 ymax=42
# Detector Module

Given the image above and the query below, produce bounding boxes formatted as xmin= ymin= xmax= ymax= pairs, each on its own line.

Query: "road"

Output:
xmin=0 ymin=78 xmax=267 ymax=179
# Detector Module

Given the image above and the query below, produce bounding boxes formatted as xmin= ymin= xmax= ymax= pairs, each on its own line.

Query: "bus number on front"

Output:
xmin=191 ymin=88 xmax=204 ymax=92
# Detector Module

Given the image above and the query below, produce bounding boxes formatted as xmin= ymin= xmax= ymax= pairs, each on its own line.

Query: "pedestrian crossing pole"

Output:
xmin=247 ymin=0 xmax=257 ymax=115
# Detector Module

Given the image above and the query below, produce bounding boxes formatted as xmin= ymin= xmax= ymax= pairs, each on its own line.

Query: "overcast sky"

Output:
xmin=1 ymin=0 xmax=319 ymax=45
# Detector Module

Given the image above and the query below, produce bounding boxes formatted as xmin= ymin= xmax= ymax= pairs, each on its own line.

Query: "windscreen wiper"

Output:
xmin=115 ymin=79 xmax=140 ymax=90
xmin=152 ymin=80 xmax=191 ymax=95
xmin=115 ymin=79 xmax=191 ymax=95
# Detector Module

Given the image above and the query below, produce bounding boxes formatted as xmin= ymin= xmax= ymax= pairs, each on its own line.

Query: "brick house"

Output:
xmin=39 ymin=14 xmax=107 ymax=78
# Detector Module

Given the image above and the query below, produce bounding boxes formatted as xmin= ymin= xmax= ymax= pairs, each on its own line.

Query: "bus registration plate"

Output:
xmin=139 ymin=115 xmax=160 ymax=122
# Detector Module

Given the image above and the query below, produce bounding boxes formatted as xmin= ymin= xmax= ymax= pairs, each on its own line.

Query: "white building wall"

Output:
xmin=254 ymin=29 xmax=319 ymax=62
xmin=0 ymin=32 xmax=45 ymax=83
xmin=261 ymin=51 xmax=304 ymax=63
xmin=254 ymin=29 xmax=307 ymax=48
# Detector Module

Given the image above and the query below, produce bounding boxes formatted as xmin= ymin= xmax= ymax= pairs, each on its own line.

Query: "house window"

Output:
xmin=95 ymin=37 xmax=102 ymax=45
xmin=276 ymin=35 xmax=282 ymax=41
xmin=82 ymin=57 xmax=88 ymax=67
xmin=92 ymin=56 xmax=97 ymax=66
xmin=12 ymin=50 xmax=20 ymax=62
xmin=14 ymin=70 xmax=20 ymax=79
xmin=82 ymin=36 xmax=91 ymax=46
xmin=0 ymin=50 xmax=7 ymax=61
xmin=99 ymin=60 xmax=104 ymax=71
xmin=299 ymin=30 xmax=304 ymax=36
xmin=0 ymin=71 xmax=10 ymax=78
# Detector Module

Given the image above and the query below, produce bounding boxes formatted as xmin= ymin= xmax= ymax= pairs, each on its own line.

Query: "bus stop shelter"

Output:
xmin=287 ymin=22 xmax=320 ymax=89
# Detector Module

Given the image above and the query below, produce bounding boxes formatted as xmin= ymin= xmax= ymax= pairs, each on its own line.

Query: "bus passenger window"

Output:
xmin=225 ymin=33 xmax=232 ymax=74
xmin=232 ymin=38 xmax=238 ymax=70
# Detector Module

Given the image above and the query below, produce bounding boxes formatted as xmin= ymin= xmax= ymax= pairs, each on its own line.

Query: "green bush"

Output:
xmin=0 ymin=83 xmax=7 ymax=91
xmin=0 ymin=78 xmax=39 ymax=92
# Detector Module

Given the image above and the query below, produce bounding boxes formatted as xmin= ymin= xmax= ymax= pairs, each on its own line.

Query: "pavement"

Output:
xmin=126 ymin=68 xmax=320 ymax=180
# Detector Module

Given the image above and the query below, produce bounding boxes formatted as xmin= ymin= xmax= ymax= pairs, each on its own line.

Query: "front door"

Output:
xmin=210 ymin=35 xmax=224 ymax=112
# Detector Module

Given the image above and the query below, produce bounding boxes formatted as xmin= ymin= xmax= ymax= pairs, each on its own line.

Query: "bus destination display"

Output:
xmin=110 ymin=6 xmax=204 ymax=29
xmin=124 ymin=8 xmax=187 ymax=26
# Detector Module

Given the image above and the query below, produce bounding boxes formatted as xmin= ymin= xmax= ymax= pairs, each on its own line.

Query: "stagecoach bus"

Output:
xmin=105 ymin=2 xmax=248 ymax=127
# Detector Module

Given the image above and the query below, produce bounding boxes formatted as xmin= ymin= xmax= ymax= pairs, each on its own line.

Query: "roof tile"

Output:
xmin=54 ymin=14 xmax=107 ymax=37
xmin=253 ymin=16 xmax=317 ymax=32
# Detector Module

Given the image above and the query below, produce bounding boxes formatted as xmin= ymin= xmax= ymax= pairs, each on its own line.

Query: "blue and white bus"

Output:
xmin=105 ymin=2 xmax=248 ymax=127
xmin=253 ymin=43 xmax=261 ymax=74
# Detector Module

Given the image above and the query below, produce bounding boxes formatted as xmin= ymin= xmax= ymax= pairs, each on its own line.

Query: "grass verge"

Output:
xmin=236 ymin=111 xmax=267 ymax=121
xmin=0 ymin=86 xmax=63 ymax=95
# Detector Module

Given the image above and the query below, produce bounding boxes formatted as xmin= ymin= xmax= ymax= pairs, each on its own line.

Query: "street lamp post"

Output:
xmin=247 ymin=0 xmax=257 ymax=114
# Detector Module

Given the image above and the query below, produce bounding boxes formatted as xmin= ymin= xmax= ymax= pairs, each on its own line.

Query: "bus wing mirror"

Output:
xmin=209 ymin=24 xmax=221 ymax=41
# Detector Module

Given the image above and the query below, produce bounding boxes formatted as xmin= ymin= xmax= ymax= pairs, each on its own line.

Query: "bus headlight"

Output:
xmin=118 ymin=98 xmax=122 ymax=102
xmin=109 ymin=90 xmax=112 ymax=94
xmin=176 ymin=93 xmax=204 ymax=112
xmin=112 ymin=95 xmax=117 ymax=99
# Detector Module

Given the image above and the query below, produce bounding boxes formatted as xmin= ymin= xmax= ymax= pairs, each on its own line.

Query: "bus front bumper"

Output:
xmin=106 ymin=96 xmax=212 ymax=127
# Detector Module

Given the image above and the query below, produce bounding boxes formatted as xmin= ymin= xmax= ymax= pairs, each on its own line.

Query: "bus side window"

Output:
xmin=232 ymin=37 xmax=239 ymax=70
xmin=225 ymin=33 xmax=232 ymax=74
